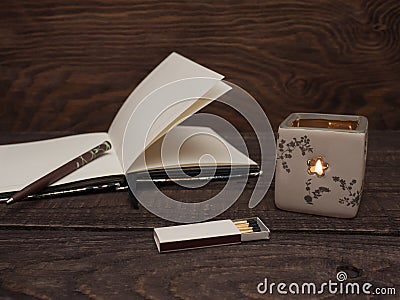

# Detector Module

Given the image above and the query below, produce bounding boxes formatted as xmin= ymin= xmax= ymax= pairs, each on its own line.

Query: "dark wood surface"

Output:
xmin=0 ymin=0 xmax=400 ymax=133
xmin=0 ymin=131 xmax=399 ymax=299
xmin=1 ymin=0 xmax=400 ymax=299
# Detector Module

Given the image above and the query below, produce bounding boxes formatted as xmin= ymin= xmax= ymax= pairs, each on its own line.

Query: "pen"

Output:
xmin=6 ymin=141 xmax=112 ymax=205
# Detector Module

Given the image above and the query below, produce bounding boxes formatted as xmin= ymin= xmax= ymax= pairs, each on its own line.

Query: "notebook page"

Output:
xmin=121 ymin=77 xmax=226 ymax=172
xmin=108 ymin=52 xmax=224 ymax=169
xmin=143 ymin=80 xmax=232 ymax=156
xmin=0 ymin=133 xmax=122 ymax=193
xmin=128 ymin=126 xmax=257 ymax=173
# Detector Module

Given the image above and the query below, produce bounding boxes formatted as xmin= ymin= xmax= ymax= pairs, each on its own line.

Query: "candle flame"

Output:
xmin=315 ymin=159 xmax=324 ymax=176
xmin=307 ymin=156 xmax=328 ymax=177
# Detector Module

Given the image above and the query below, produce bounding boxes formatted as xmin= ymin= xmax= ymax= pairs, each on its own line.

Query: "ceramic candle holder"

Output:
xmin=275 ymin=113 xmax=368 ymax=218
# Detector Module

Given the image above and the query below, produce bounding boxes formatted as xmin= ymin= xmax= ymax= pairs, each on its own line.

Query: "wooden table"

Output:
xmin=0 ymin=131 xmax=398 ymax=299
xmin=1 ymin=0 xmax=399 ymax=298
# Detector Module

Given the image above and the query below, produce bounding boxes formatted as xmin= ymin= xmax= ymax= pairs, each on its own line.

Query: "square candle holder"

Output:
xmin=275 ymin=113 xmax=368 ymax=218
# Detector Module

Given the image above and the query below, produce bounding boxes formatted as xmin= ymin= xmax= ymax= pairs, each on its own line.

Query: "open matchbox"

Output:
xmin=154 ymin=217 xmax=270 ymax=253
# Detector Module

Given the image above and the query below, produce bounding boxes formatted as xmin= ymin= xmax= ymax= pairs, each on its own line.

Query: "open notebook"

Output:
xmin=0 ymin=53 xmax=259 ymax=200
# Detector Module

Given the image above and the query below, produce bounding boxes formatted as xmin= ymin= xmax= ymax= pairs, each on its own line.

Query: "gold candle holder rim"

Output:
xmin=280 ymin=113 xmax=368 ymax=133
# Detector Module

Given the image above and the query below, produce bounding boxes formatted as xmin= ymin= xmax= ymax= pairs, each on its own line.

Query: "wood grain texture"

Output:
xmin=0 ymin=131 xmax=398 ymax=235
xmin=0 ymin=1 xmax=399 ymax=298
xmin=0 ymin=131 xmax=398 ymax=298
xmin=0 ymin=230 xmax=398 ymax=299
xmin=0 ymin=0 xmax=400 ymax=133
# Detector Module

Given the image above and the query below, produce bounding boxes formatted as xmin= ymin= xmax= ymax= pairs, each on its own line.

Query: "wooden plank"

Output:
xmin=0 ymin=230 xmax=398 ymax=299
xmin=0 ymin=1 xmax=400 ymax=133
xmin=0 ymin=131 xmax=398 ymax=234
xmin=0 ymin=2 xmax=399 ymax=298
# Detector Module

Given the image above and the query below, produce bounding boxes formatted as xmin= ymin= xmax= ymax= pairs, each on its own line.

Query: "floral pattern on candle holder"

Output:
xmin=277 ymin=135 xmax=313 ymax=173
xmin=304 ymin=178 xmax=331 ymax=205
xmin=332 ymin=176 xmax=361 ymax=207
xmin=303 ymin=176 xmax=361 ymax=207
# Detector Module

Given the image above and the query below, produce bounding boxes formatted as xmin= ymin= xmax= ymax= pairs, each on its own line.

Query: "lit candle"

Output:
xmin=275 ymin=112 xmax=368 ymax=218
xmin=307 ymin=157 xmax=329 ymax=177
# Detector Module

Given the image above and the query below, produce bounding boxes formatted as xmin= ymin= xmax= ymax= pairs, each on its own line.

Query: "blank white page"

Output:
xmin=0 ymin=133 xmax=123 ymax=193
xmin=128 ymin=126 xmax=257 ymax=173
xmin=108 ymin=52 xmax=225 ymax=170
